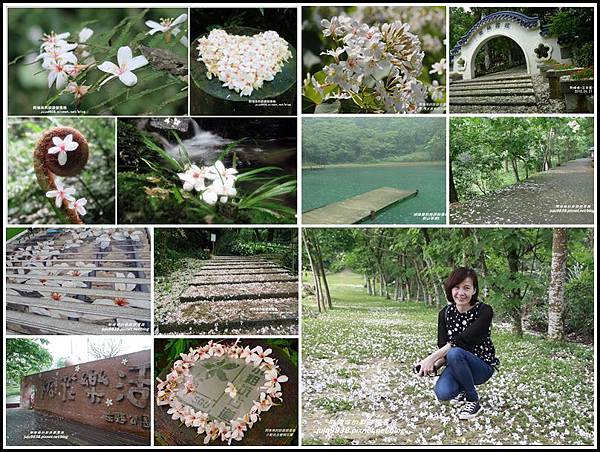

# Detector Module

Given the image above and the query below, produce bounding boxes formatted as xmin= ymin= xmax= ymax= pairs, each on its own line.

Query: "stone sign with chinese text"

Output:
xmin=20 ymin=350 xmax=150 ymax=438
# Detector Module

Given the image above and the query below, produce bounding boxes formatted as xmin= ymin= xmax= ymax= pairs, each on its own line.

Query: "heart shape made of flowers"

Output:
xmin=157 ymin=340 xmax=288 ymax=445
xmin=196 ymin=29 xmax=293 ymax=97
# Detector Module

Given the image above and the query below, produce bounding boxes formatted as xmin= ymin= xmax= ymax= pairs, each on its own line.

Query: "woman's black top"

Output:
xmin=437 ymin=302 xmax=500 ymax=367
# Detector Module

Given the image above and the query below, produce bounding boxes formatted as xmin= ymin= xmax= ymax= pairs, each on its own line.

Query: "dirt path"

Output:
xmin=451 ymin=158 xmax=594 ymax=224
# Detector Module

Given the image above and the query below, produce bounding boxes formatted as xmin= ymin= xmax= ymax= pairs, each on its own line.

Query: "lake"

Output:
xmin=302 ymin=163 xmax=446 ymax=224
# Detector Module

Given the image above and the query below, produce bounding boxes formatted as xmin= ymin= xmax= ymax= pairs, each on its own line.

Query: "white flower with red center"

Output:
xmin=204 ymin=422 xmax=220 ymax=445
xmin=166 ymin=401 xmax=185 ymax=421
xmin=97 ymin=46 xmax=149 ymax=87
xmin=224 ymin=382 xmax=237 ymax=398
xmin=68 ymin=197 xmax=87 ymax=216
xmin=184 ymin=378 xmax=197 ymax=394
xmin=45 ymin=60 xmax=74 ymax=89
xmin=47 ymin=134 xmax=79 ymax=166
xmin=178 ymin=164 xmax=208 ymax=192
xmin=46 ymin=179 xmax=76 ymax=208
xmin=264 ymin=369 xmax=288 ymax=392
xmin=40 ymin=31 xmax=70 ymax=51
xmin=145 ymin=14 xmax=187 ymax=35
xmin=37 ymin=41 xmax=78 ymax=66
xmin=250 ymin=346 xmax=274 ymax=366
xmin=229 ymin=419 xmax=247 ymax=443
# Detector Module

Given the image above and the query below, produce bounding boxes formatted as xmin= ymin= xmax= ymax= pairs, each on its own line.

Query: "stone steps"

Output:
xmin=450 ymin=74 xmax=538 ymax=112
xmin=451 ymin=88 xmax=535 ymax=97
xmin=451 ymin=95 xmax=537 ymax=106
xmin=451 ymin=73 xmax=532 ymax=84
xmin=162 ymin=297 xmax=298 ymax=333
xmin=191 ymin=273 xmax=296 ymax=285
xmin=178 ymin=256 xmax=298 ymax=331
xmin=180 ymin=280 xmax=298 ymax=303
xmin=195 ymin=268 xmax=290 ymax=276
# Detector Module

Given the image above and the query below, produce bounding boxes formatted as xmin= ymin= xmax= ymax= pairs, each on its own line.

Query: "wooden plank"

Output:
xmin=6 ymin=258 xmax=150 ymax=263
xmin=6 ymin=283 xmax=150 ymax=300
xmin=180 ymin=281 xmax=298 ymax=303
xmin=191 ymin=273 xmax=297 ymax=285
xmin=8 ymin=274 xmax=151 ymax=284
xmin=303 ymin=187 xmax=417 ymax=224
xmin=6 ymin=295 xmax=150 ymax=320
xmin=5 ymin=311 xmax=121 ymax=335
xmin=6 ymin=266 xmax=150 ymax=272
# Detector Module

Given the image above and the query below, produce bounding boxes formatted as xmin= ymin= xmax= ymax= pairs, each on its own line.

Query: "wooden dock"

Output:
xmin=302 ymin=187 xmax=417 ymax=224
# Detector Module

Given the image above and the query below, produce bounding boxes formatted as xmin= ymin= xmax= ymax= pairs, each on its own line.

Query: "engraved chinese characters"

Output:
xmin=21 ymin=350 xmax=151 ymax=438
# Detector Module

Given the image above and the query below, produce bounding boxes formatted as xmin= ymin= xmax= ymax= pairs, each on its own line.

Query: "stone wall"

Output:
xmin=20 ymin=350 xmax=151 ymax=437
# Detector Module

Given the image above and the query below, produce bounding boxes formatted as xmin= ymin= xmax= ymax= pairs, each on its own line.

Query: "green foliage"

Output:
xmin=117 ymin=124 xmax=296 ymax=224
xmin=7 ymin=117 xmax=115 ymax=224
xmin=6 ymin=339 xmax=53 ymax=385
xmin=572 ymin=42 xmax=594 ymax=68
xmin=305 ymin=227 xmax=594 ymax=340
xmin=154 ymin=229 xmax=210 ymax=276
xmin=303 ymin=117 xmax=445 ymax=165
xmin=6 ymin=228 xmax=27 ymax=240
xmin=451 ymin=117 xmax=594 ymax=201
xmin=302 ymin=6 xmax=446 ymax=114
xmin=8 ymin=8 xmax=188 ymax=115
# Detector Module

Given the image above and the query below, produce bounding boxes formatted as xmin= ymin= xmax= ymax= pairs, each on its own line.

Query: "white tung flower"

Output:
xmin=47 ymin=134 xmax=79 ymax=166
xmin=97 ymin=46 xmax=148 ymax=87
xmin=46 ymin=179 xmax=76 ymax=208
xmin=68 ymin=197 xmax=87 ymax=216
xmin=178 ymin=165 xmax=208 ymax=192
xmin=145 ymin=14 xmax=187 ymax=35
xmin=225 ymin=382 xmax=237 ymax=398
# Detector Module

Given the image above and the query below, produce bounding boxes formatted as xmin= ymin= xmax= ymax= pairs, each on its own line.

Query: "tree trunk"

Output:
xmin=449 ymin=161 xmax=459 ymax=203
xmin=507 ymin=246 xmax=523 ymax=337
xmin=548 ymin=228 xmax=568 ymax=340
xmin=302 ymin=232 xmax=324 ymax=312
xmin=313 ymin=236 xmax=332 ymax=309
xmin=511 ymin=159 xmax=520 ymax=183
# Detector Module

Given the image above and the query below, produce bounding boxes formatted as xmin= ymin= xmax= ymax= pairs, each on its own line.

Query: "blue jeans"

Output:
xmin=434 ymin=347 xmax=494 ymax=402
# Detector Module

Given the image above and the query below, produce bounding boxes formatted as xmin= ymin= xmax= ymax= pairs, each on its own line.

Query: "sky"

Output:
xmin=41 ymin=336 xmax=151 ymax=367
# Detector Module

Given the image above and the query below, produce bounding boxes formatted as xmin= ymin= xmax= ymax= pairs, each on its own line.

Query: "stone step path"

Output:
xmin=178 ymin=256 xmax=298 ymax=331
xmin=450 ymin=74 xmax=538 ymax=113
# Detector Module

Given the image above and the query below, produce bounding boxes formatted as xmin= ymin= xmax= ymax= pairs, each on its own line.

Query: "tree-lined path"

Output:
xmin=451 ymin=158 xmax=594 ymax=225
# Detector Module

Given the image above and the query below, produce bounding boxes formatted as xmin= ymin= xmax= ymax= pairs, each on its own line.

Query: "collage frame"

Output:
xmin=3 ymin=2 xmax=597 ymax=448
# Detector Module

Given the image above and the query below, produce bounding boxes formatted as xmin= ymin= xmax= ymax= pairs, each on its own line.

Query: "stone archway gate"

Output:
xmin=450 ymin=11 xmax=569 ymax=80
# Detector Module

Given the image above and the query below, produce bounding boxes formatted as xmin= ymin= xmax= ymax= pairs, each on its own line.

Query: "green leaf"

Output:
xmin=216 ymin=369 xmax=227 ymax=382
xmin=314 ymin=101 xmax=341 ymax=114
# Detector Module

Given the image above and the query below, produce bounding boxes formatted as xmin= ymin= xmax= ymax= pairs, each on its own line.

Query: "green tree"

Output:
xmin=6 ymin=339 xmax=53 ymax=385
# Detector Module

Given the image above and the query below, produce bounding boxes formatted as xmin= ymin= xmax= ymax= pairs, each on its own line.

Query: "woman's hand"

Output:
xmin=415 ymin=355 xmax=438 ymax=377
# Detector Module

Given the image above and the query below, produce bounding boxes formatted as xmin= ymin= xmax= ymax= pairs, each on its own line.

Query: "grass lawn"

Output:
xmin=6 ymin=385 xmax=20 ymax=397
xmin=301 ymin=272 xmax=594 ymax=446
xmin=6 ymin=228 xmax=27 ymax=241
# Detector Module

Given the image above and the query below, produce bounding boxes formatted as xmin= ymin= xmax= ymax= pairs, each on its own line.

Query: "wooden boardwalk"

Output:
xmin=302 ymin=187 xmax=417 ymax=224
xmin=5 ymin=228 xmax=151 ymax=335
xmin=164 ymin=256 xmax=298 ymax=333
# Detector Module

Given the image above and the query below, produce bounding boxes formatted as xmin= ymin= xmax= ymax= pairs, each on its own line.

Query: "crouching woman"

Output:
xmin=415 ymin=267 xmax=499 ymax=420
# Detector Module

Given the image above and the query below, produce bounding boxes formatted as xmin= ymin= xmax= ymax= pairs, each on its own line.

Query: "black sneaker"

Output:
xmin=458 ymin=401 xmax=483 ymax=420
xmin=449 ymin=391 xmax=466 ymax=406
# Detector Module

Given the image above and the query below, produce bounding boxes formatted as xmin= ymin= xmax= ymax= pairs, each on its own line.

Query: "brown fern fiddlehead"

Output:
xmin=34 ymin=127 xmax=89 ymax=224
